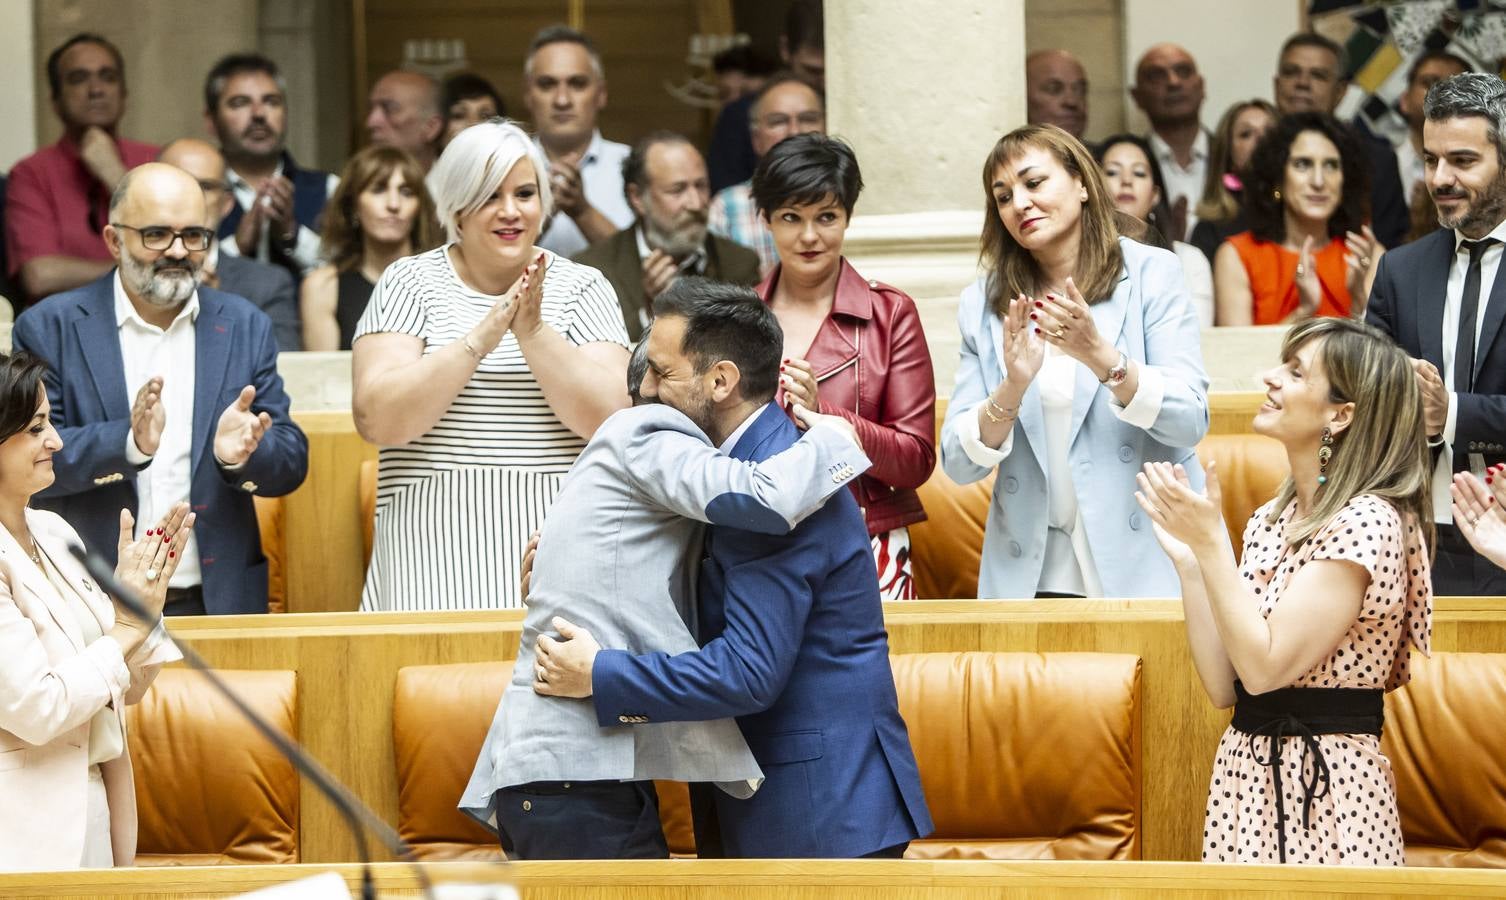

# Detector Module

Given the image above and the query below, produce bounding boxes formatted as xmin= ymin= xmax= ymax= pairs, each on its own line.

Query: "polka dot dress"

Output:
xmin=1202 ymin=494 xmax=1433 ymax=866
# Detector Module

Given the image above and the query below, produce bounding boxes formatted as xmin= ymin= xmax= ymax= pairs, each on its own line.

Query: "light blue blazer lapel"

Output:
xmin=72 ymin=287 xmax=129 ymax=421
xmin=192 ymin=293 xmax=235 ymax=476
xmin=985 ymin=306 xmax=1049 ymax=476
xmin=1068 ymin=272 xmax=1130 ymax=448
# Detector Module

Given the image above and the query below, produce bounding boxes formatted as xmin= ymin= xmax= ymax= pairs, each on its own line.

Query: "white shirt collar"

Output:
xmin=717 ymin=404 xmax=766 ymax=453
xmin=535 ymin=129 xmax=605 ymax=167
xmin=1453 ymin=217 xmax=1506 ymax=251
xmin=113 ymin=270 xmax=200 ymax=332
xmin=1147 ymin=128 xmax=1209 ymax=163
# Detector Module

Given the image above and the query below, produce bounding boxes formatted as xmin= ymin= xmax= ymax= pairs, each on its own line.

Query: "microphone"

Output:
xmin=69 ymin=543 xmax=438 ymax=900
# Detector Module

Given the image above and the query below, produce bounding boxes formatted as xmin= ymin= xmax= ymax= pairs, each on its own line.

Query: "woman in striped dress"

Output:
xmin=351 ymin=119 xmax=630 ymax=610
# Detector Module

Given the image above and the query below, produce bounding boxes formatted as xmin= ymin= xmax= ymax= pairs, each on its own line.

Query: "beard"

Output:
xmin=667 ymin=379 xmax=717 ymax=438
xmin=120 ymin=250 xmax=198 ymax=308
xmin=642 ymin=205 xmax=708 ymax=260
xmin=1434 ymin=166 xmax=1506 ymax=235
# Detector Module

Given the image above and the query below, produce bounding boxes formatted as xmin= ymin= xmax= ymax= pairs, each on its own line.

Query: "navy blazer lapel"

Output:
xmin=728 ymin=403 xmax=786 ymax=462
xmin=1474 ymin=240 xmax=1506 ymax=376
xmin=192 ymin=291 xmax=235 ymax=475
xmin=72 ymin=281 xmax=130 ymax=420
xmin=1419 ymin=230 xmax=1456 ymax=369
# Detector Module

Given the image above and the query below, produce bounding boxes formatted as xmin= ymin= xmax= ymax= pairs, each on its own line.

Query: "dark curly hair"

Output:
xmin=1243 ymin=112 xmax=1369 ymax=244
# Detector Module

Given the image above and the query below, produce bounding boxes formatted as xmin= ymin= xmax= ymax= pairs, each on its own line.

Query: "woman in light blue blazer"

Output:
xmin=940 ymin=124 xmax=1210 ymax=598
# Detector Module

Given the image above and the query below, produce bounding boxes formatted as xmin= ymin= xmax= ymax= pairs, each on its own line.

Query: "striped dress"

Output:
xmin=354 ymin=246 xmax=629 ymax=611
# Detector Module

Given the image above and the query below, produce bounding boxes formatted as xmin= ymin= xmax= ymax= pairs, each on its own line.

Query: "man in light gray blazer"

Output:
xmin=460 ymin=307 xmax=869 ymax=860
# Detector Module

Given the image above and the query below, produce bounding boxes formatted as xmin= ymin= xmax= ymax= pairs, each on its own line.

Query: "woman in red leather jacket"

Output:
xmin=750 ymin=133 xmax=936 ymax=599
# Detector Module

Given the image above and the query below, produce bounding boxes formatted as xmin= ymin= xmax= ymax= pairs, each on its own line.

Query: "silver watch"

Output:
xmin=1100 ymin=351 xmax=1129 ymax=387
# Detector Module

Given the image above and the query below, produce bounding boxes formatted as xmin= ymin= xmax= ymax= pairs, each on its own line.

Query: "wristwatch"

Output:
xmin=1100 ymin=351 xmax=1129 ymax=387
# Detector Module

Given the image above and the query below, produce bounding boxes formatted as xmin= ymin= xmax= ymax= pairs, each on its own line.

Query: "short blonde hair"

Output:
xmin=427 ymin=117 xmax=552 ymax=243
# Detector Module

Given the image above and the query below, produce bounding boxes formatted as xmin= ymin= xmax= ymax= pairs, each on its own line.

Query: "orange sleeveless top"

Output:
xmin=1227 ymin=231 xmax=1352 ymax=324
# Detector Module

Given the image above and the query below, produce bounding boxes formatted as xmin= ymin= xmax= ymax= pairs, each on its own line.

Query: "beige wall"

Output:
xmin=1026 ymin=0 xmax=1125 ymax=142
xmin=0 ymin=0 xmax=37 ymax=172
xmin=35 ymin=0 xmax=259 ymax=149
xmin=1122 ymin=0 xmax=1303 ymax=135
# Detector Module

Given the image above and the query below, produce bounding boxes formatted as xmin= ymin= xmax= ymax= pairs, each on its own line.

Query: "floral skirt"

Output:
xmin=872 ymin=526 xmax=915 ymax=601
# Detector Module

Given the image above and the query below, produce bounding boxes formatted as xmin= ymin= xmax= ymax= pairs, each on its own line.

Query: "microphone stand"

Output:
xmin=70 ymin=543 xmax=439 ymax=900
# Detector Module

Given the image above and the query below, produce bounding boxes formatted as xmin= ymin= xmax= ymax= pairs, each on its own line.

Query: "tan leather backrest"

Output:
xmin=1383 ymin=652 xmax=1506 ymax=867
xmin=894 ymin=652 xmax=1142 ymax=860
xmin=360 ymin=459 xmax=378 ymax=566
xmin=392 ymin=662 xmax=696 ymax=860
xmin=911 ymin=433 xmax=1287 ymax=600
xmin=128 ymin=669 xmax=299 ymax=865
xmin=253 ymin=496 xmax=286 ymax=614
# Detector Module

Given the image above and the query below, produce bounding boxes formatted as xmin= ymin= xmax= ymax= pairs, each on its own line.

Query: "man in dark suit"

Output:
xmin=12 ymin=163 xmax=308 ymax=615
xmin=1273 ymin=32 xmax=1409 ymax=249
xmin=1366 ymin=72 xmax=1506 ymax=594
xmin=535 ymin=281 xmax=932 ymax=858
xmin=160 ymin=138 xmax=301 ymax=351
xmin=574 ymin=132 xmax=760 ymax=341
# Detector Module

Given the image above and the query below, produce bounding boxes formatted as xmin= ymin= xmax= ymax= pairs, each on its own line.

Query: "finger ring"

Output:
xmin=1358 ymin=256 xmax=1370 ymax=267
xmin=145 ymin=568 xmax=160 ymax=582
xmin=1295 ymin=264 xmax=1306 ymax=277
xmin=1048 ymin=328 xmax=1066 ymax=339
xmin=535 ymin=665 xmax=548 ymax=683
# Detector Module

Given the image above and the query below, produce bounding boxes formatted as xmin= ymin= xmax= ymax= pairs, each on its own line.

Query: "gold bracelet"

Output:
xmin=461 ymin=336 xmax=486 ymax=362
xmin=983 ymin=395 xmax=1018 ymax=424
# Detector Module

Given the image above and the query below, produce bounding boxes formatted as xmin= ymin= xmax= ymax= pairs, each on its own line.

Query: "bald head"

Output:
xmin=367 ymin=70 xmax=443 ymax=167
xmin=1131 ymin=43 xmax=1204 ymax=128
xmin=1026 ymin=50 xmax=1088 ymax=139
xmin=158 ymin=138 xmax=233 ymax=228
xmin=110 ymin=162 xmax=208 ymax=223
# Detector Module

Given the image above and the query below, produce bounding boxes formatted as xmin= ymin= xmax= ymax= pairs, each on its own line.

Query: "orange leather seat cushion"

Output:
xmin=391 ymin=662 xmax=696 ymax=860
xmin=128 ymin=668 xmax=299 ymax=865
xmin=1383 ymin=652 xmax=1506 ymax=867
xmin=911 ymin=433 xmax=1287 ymax=599
xmin=253 ymin=496 xmax=286 ymax=614
xmin=894 ymin=652 xmax=1142 ymax=859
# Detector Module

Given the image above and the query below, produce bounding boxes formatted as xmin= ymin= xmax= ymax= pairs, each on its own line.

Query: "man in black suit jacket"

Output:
xmin=1273 ymin=33 xmax=1409 ymax=249
xmin=1366 ymin=72 xmax=1506 ymax=594
xmin=160 ymin=139 xmax=301 ymax=350
xmin=574 ymin=132 xmax=760 ymax=342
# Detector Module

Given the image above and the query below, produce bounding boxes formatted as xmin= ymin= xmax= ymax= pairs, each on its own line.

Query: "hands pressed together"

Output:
xmin=235 ymin=174 xmax=299 ymax=254
xmin=468 ymin=253 xmax=550 ymax=359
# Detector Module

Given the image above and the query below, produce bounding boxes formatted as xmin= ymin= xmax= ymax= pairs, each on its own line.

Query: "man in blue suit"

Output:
xmin=535 ymin=281 xmax=931 ymax=858
xmin=13 ymin=162 xmax=307 ymax=615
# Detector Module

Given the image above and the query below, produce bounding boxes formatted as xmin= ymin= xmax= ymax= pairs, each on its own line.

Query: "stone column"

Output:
xmin=822 ymin=0 xmax=1027 ymax=394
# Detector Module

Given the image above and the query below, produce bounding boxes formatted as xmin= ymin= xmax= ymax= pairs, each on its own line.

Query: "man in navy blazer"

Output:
xmin=535 ymin=281 xmax=932 ymax=858
xmin=13 ymin=163 xmax=307 ymax=615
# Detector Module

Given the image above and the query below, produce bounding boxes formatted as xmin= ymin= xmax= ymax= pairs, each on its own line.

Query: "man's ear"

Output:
xmin=626 ymin=181 xmax=646 ymax=219
xmin=707 ymin=359 xmax=742 ymax=404
xmin=102 ymin=224 xmax=123 ymax=262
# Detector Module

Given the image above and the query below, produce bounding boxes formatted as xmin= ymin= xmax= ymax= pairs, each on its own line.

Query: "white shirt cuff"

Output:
xmin=1443 ymin=391 xmax=1459 ymax=446
xmin=958 ymin=401 xmax=1012 ymax=468
xmin=292 ymin=224 xmax=322 ymax=273
xmin=125 ymin=431 xmax=152 ymax=465
xmin=219 ymin=236 xmax=242 ymax=258
xmin=1110 ymin=362 xmax=1165 ymax=429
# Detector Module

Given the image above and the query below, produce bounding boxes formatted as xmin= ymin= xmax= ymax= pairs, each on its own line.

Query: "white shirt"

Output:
xmin=1395 ymin=136 xmax=1425 ymax=206
xmin=955 ymin=350 xmax=1168 ymax=596
xmin=1433 ymin=219 xmax=1506 ymax=524
xmin=536 ymin=131 xmax=635 ymax=258
xmin=221 ymin=160 xmax=339 ymax=276
xmin=1148 ymin=129 xmax=1209 ymax=242
xmin=115 ymin=274 xmax=203 ymax=587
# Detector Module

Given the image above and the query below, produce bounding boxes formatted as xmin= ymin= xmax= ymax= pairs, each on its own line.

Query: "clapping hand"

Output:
xmin=641 ymin=249 xmax=679 ymax=302
xmin=110 ymin=503 xmax=195 ymax=651
xmin=1452 ymin=469 xmax=1506 ymax=569
xmin=1343 ymin=226 xmax=1380 ymax=315
xmin=507 ymin=252 xmax=551 ymax=340
xmin=131 ymin=376 xmax=165 ymax=456
xmin=1001 ymin=293 xmax=1045 ymax=387
xmin=1135 ymin=460 xmax=1225 ymax=558
xmin=1295 ymin=235 xmax=1321 ymax=318
xmin=549 ymin=155 xmax=588 ymax=218
xmin=1030 ymin=278 xmax=1105 ymax=368
xmin=214 ymin=385 xmax=273 ymax=468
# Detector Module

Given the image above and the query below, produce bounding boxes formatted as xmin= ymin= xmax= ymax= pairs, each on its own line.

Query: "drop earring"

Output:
xmin=1273 ymin=188 xmax=1283 ymax=202
xmin=1317 ymin=427 xmax=1333 ymax=485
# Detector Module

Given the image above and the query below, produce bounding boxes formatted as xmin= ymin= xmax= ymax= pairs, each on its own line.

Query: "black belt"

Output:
xmin=1230 ymin=680 xmax=1383 ymax=863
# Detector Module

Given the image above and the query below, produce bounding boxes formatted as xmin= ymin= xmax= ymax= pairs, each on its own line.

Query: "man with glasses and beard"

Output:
xmin=12 ymin=163 xmax=308 ymax=615
xmin=575 ymin=132 xmax=761 ymax=341
xmin=1367 ymin=72 xmax=1506 ymax=595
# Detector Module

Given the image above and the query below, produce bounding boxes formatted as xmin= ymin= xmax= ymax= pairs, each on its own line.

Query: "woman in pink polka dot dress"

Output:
xmin=1137 ymin=317 xmax=1432 ymax=865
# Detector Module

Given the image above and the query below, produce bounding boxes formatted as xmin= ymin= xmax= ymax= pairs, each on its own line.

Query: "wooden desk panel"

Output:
xmin=4 ymin=859 xmax=1505 ymax=899
xmin=163 ymin=601 xmax=1506 ymax=866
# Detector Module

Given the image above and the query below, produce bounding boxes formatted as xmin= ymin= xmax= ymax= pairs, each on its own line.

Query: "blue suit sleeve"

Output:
xmin=591 ymin=531 xmax=817 ymax=724
xmin=216 ymin=314 xmax=308 ymax=496
xmin=14 ymin=311 xmax=142 ymax=499
xmin=1135 ymin=251 xmax=1210 ymax=450
xmin=939 ymin=282 xmax=998 ymax=485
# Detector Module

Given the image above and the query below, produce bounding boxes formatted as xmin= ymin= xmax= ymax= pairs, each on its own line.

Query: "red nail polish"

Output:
xmin=168 ymin=551 xmax=176 ymax=558
xmin=1034 ymin=301 xmax=1044 ymax=308
xmin=1029 ymin=313 xmax=1038 ymax=320
xmin=1034 ymin=328 xmax=1041 ymax=335
xmin=1489 ymin=476 xmax=1494 ymax=484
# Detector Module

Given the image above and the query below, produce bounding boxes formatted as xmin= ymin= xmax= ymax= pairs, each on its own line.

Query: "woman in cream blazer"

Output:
xmin=0 ymin=352 xmax=194 ymax=870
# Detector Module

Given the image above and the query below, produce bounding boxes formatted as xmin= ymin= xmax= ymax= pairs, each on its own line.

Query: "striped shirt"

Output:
xmin=708 ymin=180 xmax=777 ymax=277
xmin=354 ymin=246 xmax=629 ymax=610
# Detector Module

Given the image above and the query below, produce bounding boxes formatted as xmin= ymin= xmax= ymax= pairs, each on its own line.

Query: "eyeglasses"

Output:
xmin=110 ymin=223 xmax=215 ymax=252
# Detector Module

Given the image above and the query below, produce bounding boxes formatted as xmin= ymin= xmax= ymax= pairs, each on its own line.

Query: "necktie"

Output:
xmin=1455 ymin=237 xmax=1500 ymax=394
